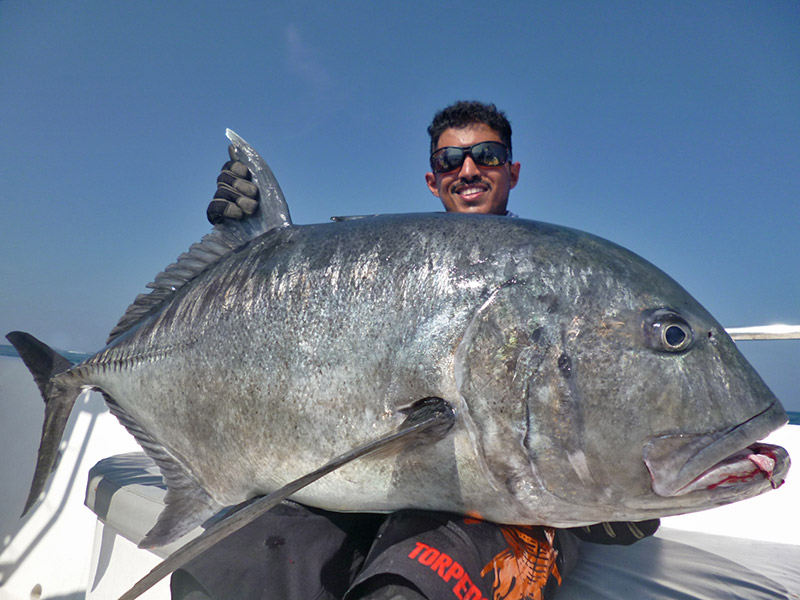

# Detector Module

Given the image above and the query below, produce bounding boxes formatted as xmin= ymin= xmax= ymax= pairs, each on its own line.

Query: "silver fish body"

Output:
xmin=10 ymin=133 xmax=789 ymax=549
xmin=68 ymin=213 xmax=789 ymax=526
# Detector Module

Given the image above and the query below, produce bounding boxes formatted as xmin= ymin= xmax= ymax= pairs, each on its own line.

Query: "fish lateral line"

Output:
xmin=118 ymin=397 xmax=456 ymax=600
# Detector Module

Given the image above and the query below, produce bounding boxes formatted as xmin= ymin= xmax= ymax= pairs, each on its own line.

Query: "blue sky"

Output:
xmin=1 ymin=1 xmax=798 ymax=410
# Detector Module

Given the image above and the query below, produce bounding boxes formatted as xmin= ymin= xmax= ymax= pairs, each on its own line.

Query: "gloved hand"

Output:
xmin=207 ymin=145 xmax=259 ymax=224
xmin=568 ymin=519 xmax=660 ymax=546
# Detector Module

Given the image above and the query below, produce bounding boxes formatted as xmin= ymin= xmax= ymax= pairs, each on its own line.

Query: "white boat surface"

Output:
xmin=1 ymin=350 xmax=798 ymax=599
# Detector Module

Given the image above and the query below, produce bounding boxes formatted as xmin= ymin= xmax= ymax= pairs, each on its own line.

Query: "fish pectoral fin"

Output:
xmin=367 ymin=396 xmax=457 ymax=459
xmin=6 ymin=331 xmax=81 ymax=516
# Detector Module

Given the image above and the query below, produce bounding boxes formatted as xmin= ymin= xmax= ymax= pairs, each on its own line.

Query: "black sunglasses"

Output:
xmin=429 ymin=141 xmax=510 ymax=173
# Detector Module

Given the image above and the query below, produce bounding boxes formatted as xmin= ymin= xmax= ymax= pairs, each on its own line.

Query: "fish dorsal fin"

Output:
xmin=225 ymin=129 xmax=292 ymax=233
xmin=106 ymin=130 xmax=292 ymax=344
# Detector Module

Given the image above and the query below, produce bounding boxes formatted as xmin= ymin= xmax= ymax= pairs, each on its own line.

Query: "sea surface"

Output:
xmin=2 ymin=344 xmax=798 ymax=425
xmin=1 ymin=342 xmax=92 ymax=365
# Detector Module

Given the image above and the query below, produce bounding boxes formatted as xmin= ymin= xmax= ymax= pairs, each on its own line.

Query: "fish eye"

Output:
xmin=662 ymin=322 xmax=691 ymax=350
xmin=643 ymin=309 xmax=694 ymax=353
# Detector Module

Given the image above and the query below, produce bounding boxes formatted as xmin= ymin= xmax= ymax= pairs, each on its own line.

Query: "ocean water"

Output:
xmin=0 ymin=342 xmax=92 ymax=365
xmin=2 ymin=344 xmax=798 ymax=425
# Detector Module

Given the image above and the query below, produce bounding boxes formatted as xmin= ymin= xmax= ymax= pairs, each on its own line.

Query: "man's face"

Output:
xmin=425 ymin=123 xmax=521 ymax=215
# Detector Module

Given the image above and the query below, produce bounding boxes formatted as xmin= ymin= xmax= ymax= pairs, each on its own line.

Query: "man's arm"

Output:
xmin=206 ymin=146 xmax=259 ymax=224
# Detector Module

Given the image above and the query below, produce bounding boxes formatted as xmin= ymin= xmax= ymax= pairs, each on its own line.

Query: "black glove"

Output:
xmin=207 ymin=145 xmax=259 ymax=224
xmin=568 ymin=519 xmax=660 ymax=546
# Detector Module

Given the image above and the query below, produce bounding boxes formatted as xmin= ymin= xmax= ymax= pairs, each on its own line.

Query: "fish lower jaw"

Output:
xmin=655 ymin=442 xmax=789 ymax=496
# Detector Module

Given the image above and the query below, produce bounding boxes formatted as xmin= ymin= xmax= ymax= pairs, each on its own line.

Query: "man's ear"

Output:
xmin=509 ymin=162 xmax=521 ymax=190
xmin=425 ymin=172 xmax=441 ymax=197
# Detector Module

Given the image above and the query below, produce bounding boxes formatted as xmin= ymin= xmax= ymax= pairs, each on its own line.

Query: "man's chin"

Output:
xmin=449 ymin=198 xmax=506 ymax=215
xmin=444 ymin=195 xmax=484 ymax=212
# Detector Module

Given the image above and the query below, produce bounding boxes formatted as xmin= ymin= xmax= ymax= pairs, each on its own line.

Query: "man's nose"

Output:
xmin=457 ymin=155 xmax=481 ymax=179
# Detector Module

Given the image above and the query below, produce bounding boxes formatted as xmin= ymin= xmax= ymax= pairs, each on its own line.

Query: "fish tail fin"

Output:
xmin=6 ymin=331 xmax=83 ymax=515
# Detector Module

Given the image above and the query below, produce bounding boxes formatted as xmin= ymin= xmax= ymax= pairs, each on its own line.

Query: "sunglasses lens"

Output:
xmin=431 ymin=147 xmax=465 ymax=173
xmin=430 ymin=142 xmax=509 ymax=173
xmin=472 ymin=142 xmax=508 ymax=167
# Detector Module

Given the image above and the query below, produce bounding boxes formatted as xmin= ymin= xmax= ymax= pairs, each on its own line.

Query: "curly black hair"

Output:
xmin=427 ymin=101 xmax=513 ymax=156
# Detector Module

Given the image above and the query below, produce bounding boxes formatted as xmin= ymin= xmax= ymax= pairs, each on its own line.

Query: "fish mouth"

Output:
xmin=643 ymin=401 xmax=791 ymax=497
xmin=674 ymin=442 xmax=788 ymax=494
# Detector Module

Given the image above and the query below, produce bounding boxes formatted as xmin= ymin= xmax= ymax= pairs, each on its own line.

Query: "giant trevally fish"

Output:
xmin=8 ymin=131 xmax=789 ymax=582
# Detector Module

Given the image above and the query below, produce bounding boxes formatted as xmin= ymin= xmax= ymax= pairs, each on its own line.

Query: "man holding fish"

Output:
xmin=176 ymin=101 xmax=658 ymax=600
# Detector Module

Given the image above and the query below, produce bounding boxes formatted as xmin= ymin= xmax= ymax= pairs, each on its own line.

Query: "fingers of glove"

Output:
xmin=217 ymin=170 xmax=258 ymax=199
xmin=215 ymin=183 xmax=258 ymax=215
xmin=221 ymin=159 xmax=251 ymax=179
xmin=235 ymin=196 xmax=258 ymax=215
xmin=207 ymin=147 xmax=259 ymax=225
xmin=207 ymin=199 xmax=244 ymax=224
xmin=226 ymin=145 xmax=252 ymax=179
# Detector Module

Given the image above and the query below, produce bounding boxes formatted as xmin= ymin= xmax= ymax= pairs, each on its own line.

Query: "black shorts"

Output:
xmin=171 ymin=501 xmax=582 ymax=600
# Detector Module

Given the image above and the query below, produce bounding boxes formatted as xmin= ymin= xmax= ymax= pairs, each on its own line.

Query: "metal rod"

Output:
xmin=725 ymin=325 xmax=800 ymax=341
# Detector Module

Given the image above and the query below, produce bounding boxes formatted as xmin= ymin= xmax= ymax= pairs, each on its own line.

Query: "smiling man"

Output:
xmin=424 ymin=101 xmax=521 ymax=215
